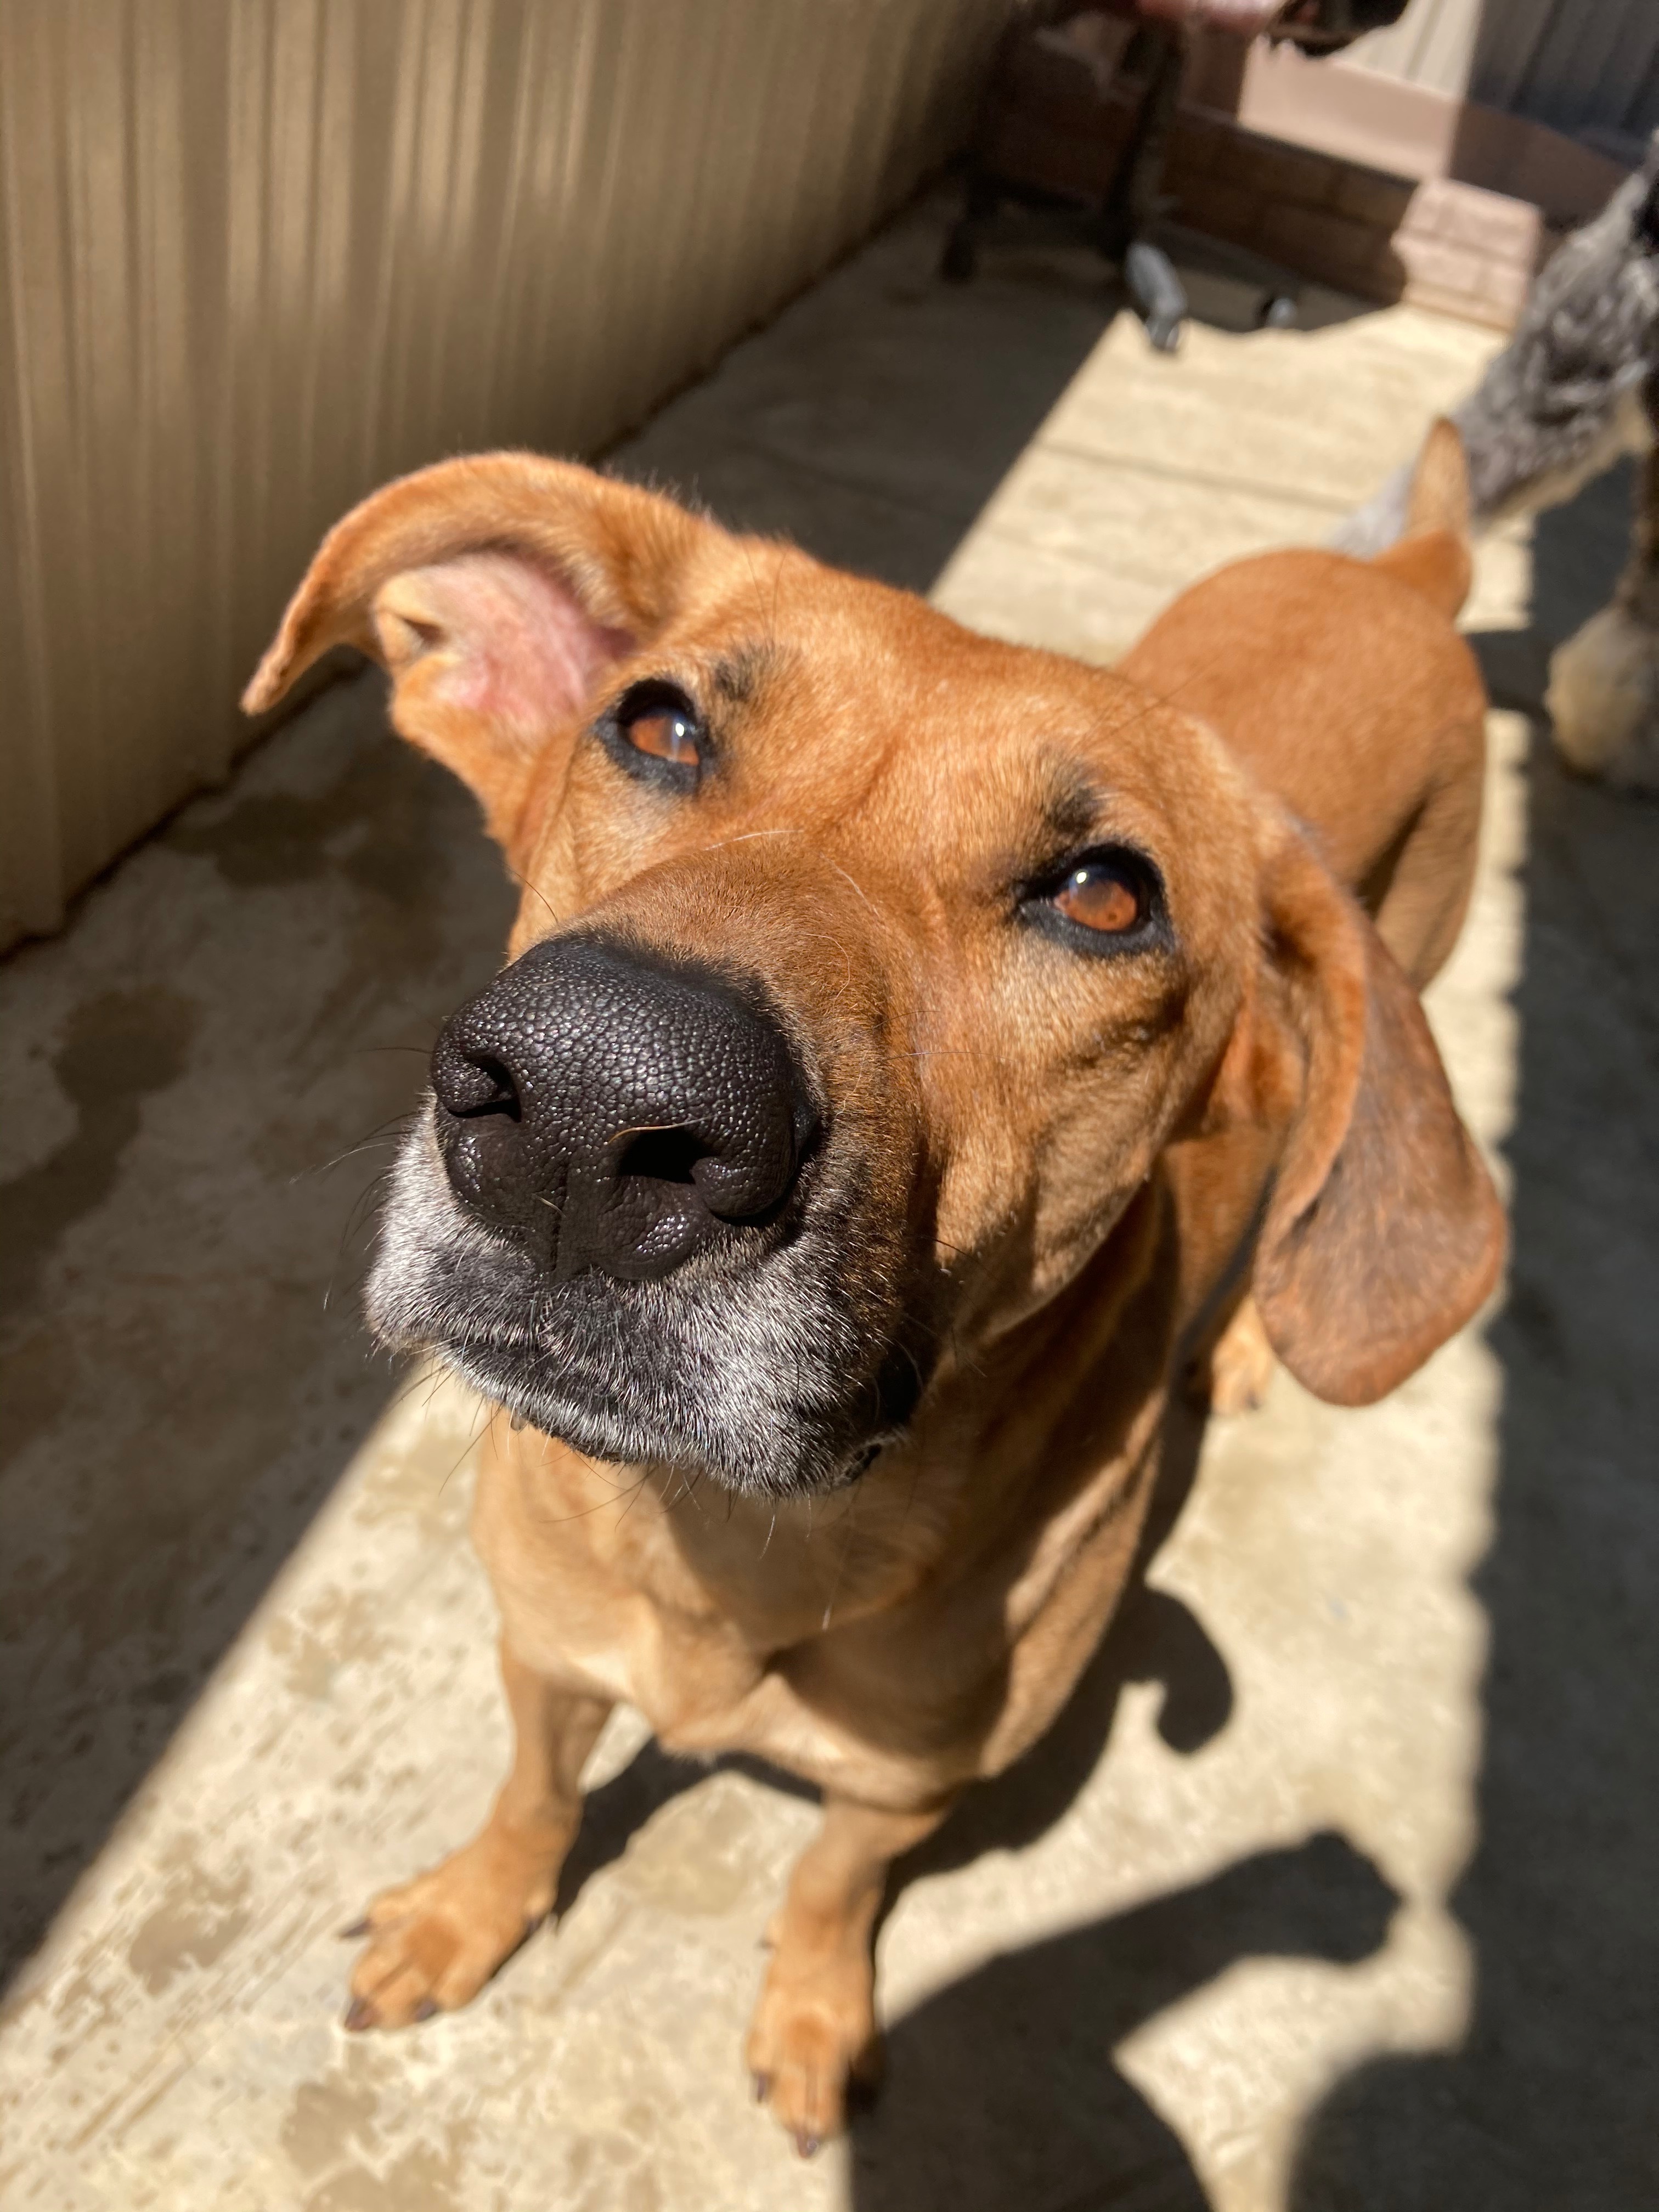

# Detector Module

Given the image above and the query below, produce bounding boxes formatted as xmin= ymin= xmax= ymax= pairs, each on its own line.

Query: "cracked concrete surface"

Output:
xmin=2 ymin=195 xmax=1654 ymax=2210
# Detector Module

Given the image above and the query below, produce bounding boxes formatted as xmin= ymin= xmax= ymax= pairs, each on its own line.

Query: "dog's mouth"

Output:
xmin=366 ymin=1108 xmax=930 ymax=1497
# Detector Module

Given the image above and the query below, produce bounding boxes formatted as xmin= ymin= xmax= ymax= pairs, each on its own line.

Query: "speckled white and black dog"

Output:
xmin=1336 ymin=133 xmax=1659 ymax=794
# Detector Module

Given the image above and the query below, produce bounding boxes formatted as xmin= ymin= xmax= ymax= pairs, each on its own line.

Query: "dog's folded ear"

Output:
xmin=242 ymin=453 xmax=710 ymax=839
xmin=1242 ymin=827 xmax=1506 ymax=1406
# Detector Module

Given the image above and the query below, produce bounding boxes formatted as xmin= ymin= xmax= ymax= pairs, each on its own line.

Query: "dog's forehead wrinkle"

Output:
xmin=707 ymin=639 xmax=782 ymax=706
xmin=1034 ymin=763 xmax=1108 ymax=850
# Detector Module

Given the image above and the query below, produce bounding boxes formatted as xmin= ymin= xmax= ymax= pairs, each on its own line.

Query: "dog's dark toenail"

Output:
xmin=413 ymin=1997 xmax=439 ymax=2022
xmin=752 ymin=2072 xmax=769 ymax=2103
xmin=342 ymin=1997 xmax=376 ymax=2032
xmin=794 ymin=2131 xmax=821 ymax=2159
xmin=338 ymin=1917 xmax=371 ymax=1939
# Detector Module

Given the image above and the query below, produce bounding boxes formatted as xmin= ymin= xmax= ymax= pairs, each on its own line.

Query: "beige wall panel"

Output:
xmin=0 ymin=0 xmax=1012 ymax=944
xmin=1344 ymin=0 xmax=1483 ymax=100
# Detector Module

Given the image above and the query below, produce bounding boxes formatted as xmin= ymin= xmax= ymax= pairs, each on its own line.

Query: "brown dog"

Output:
xmin=1123 ymin=416 xmax=1489 ymax=1413
xmin=245 ymin=426 xmax=1502 ymax=2154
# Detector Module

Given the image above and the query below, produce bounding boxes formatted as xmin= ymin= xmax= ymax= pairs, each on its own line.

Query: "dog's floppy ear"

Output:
xmin=1239 ymin=827 xmax=1505 ymax=1405
xmin=242 ymin=453 xmax=709 ymax=840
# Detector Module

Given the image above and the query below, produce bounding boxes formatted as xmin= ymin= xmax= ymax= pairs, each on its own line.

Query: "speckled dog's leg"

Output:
xmin=747 ymin=1794 xmax=952 ymax=2155
xmin=343 ymin=1640 xmax=611 ymax=2028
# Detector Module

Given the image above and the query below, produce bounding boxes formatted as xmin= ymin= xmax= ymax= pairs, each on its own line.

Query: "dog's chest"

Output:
xmin=471 ymin=1447 xmax=747 ymax=1707
xmin=472 ymin=1438 xmax=872 ymax=1705
xmin=467 ymin=1430 xmax=975 ymax=1790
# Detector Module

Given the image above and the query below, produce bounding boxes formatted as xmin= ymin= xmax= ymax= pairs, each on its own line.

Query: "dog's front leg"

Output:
xmin=342 ymin=1639 xmax=611 ymax=2029
xmin=747 ymin=1793 xmax=954 ymax=2154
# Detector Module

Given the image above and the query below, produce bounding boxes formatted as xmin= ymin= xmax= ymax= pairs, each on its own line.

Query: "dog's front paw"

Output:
xmin=745 ymin=1942 xmax=882 ymax=2156
xmin=341 ymin=1829 xmax=554 ymax=2030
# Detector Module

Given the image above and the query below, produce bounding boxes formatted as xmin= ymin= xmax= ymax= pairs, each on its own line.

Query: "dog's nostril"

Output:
xmin=613 ymin=1123 xmax=706 ymax=1186
xmin=436 ymin=1050 xmax=521 ymax=1121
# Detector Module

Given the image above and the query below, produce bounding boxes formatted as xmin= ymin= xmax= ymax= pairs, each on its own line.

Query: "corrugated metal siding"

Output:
xmin=0 ymin=0 xmax=1014 ymax=945
xmin=1346 ymin=0 xmax=1659 ymax=149
xmin=1470 ymin=0 xmax=1659 ymax=150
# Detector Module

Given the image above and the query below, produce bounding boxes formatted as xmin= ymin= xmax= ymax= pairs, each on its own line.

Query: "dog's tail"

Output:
xmin=1368 ymin=417 xmax=1472 ymax=618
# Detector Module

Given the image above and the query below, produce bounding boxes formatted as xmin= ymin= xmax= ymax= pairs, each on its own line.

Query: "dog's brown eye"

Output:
xmin=603 ymin=680 xmax=706 ymax=789
xmin=623 ymin=704 xmax=699 ymax=765
xmin=1054 ymin=857 xmax=1143 ymax=933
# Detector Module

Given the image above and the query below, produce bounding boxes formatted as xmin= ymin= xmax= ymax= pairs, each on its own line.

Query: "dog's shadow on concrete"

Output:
xmin=1284 ymin=474 xmax=1659 ymax=2212
xmin=853 ymin=1830 xmax=1396 ymax=2212
xmin=851 ymin=1395 xmax=1396 ymax=2209
xmin=555 ymin=1395 xmax=1399 ymax=2211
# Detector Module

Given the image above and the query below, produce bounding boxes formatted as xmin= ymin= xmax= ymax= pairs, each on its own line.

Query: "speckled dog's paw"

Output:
xmin=341 ymin=1831 xmax=552 ymax=2030
xmin=745 ymin=1944 xmax=883 ymax=2155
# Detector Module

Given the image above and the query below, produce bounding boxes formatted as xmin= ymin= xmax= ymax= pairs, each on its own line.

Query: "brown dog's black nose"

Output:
xmin=429 ymin=936 xmax=815 ymax=1282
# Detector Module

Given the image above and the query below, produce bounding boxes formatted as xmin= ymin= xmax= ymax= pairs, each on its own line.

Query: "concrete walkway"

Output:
xmin=2 ymin=195 xmax=1654 ymax=2211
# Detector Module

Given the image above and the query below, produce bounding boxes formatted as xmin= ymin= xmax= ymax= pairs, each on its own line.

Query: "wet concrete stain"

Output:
xmin=267 ymin=1588 xmax=393 ymax=1701
xmin=163 ymin=719 xmax=455 ymax=911
xmin=0 ymin=1317 xmax=77 ymax=1468
xmin=616 ymin=1774 xmax=773 ymax=1920
xmin=0 ymin=988 xmax=199 ymax=1324
xmin=282 ymin=2073 xmax=383 ymax=2180
xmin=557 ymin=2118 xmax=666 ymax=2212
xmin=126 ymin=1853 xmax=252 ymax=1995
xmin=285 ymin=2092 xmax=477 ymax=2212
xmin=305 ymin=2139 xmax=470 ymax=2212
xmin=0 ymin=681 xmax=514 ymax=1993
xmin=162 ymin=708 xmax=504 ymax=1093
